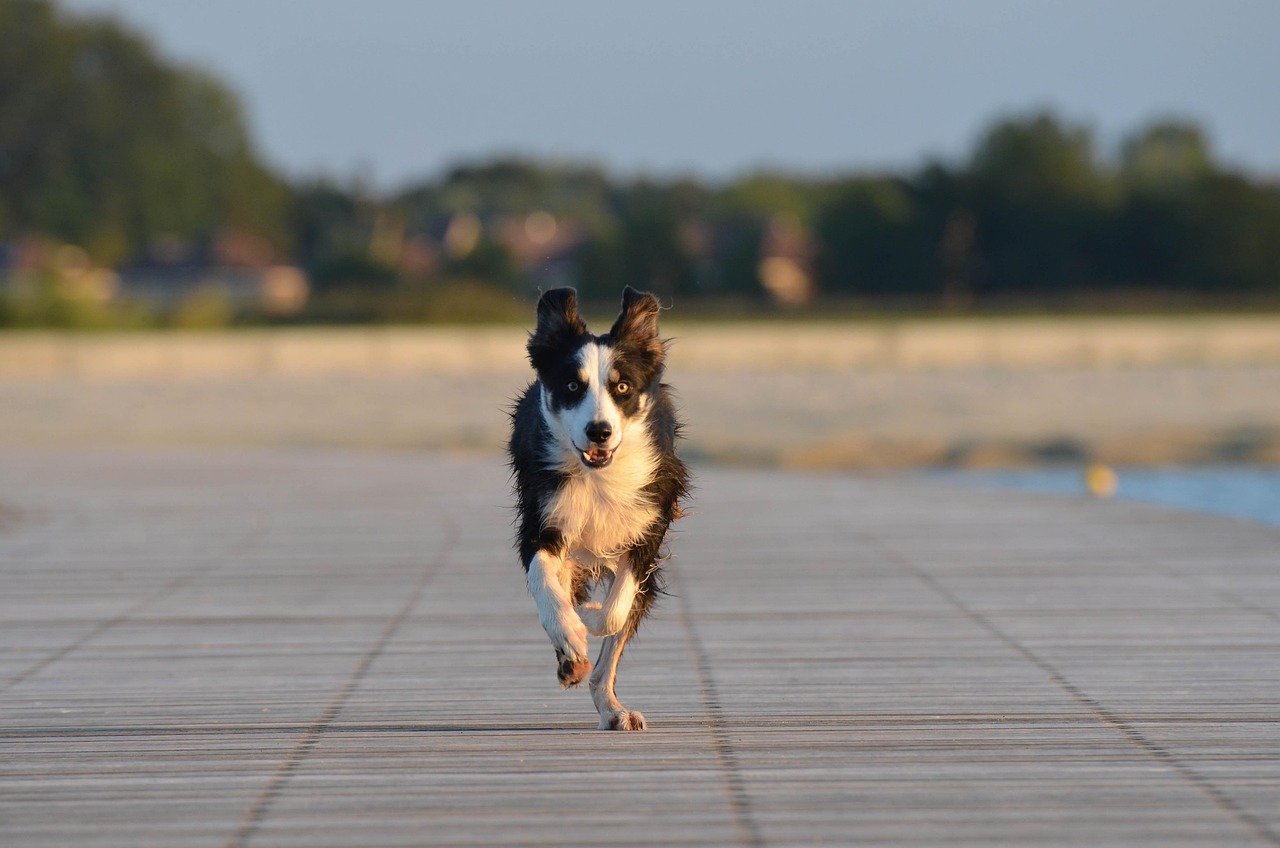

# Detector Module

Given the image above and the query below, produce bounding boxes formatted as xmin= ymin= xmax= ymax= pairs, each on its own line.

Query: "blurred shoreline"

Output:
xmin=4 ymin=314 xmax=1280 ymax=379
xmin=925 ymin=466 xmax=1280 ymax=528
xmin=3 ymin=317 xmax=1279 ymax=469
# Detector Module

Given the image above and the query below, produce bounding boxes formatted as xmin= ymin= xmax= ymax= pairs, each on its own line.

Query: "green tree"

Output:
xmin=1183 ymin=174 xmax=1280 ymax=293
xmin=614 ymin=198 xmax=698 ymax=299
xmin=0 ymin=0 xmax=288 ymax=262
xmin=718 ymin=172 xmax=821 ymax=227
xmin=965 ymin=111 xmax=1112 ymax=292
xmin=445 ymin=236 xmax=516 ymax=287
xmin=292 ymin=180 xmax=368 ymax=270
xmin=1121 ymin=120 xmax=1212 ymax=187
xmin=814 ymin=176 xmax=928 ymax=296
xmin=1108 ymin=121 xmax=1280 ymax=293
xmin=396 ymin=159 xmax=617 ymax=231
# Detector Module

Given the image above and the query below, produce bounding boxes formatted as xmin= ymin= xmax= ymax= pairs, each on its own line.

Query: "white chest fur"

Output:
xmin=543 ymin=436 xmax=660 ymax=557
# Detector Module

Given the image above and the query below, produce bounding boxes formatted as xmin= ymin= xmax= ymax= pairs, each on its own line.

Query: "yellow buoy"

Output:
xmin=1085 ymin=463 xmax=1118 ymax=499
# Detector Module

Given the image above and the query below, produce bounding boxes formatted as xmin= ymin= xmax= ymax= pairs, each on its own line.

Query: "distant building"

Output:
xmin=409 ymin=211 xmax=588 ymax=291
xmin=0 ymin=236 xmax=119 ymax=304
xmin=116 ymin=265 xmax=309 ymax=315
xmin=118 ymin=228 xmax=309 ymax=315
xmin=1 ymin=231 xmax=310 ymax=317
xmin=492 ymin=211 xmax=587 ymax=291
xmin=758 ymin=216 xmax=816 ymax=307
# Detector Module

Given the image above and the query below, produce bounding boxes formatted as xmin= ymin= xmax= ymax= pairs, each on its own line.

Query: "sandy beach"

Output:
xmin=2 ymin=317 xmax=1278 ymax=468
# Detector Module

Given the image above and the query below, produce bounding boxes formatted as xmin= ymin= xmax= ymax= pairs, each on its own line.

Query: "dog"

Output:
xmin=508 ymin=286 xmax=689 ymax=731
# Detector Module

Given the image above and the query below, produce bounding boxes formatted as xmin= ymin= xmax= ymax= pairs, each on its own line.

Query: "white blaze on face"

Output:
xmin=566 ymin=342 xmax=621 ymax=451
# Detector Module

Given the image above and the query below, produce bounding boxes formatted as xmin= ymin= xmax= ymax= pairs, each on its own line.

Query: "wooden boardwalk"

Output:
xmin=1 ymin=447 xmax=1277 ymax=846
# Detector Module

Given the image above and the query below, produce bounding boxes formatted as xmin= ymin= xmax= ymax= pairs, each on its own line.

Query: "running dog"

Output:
xmin=508 ymin=286 xmax=689 ymax=730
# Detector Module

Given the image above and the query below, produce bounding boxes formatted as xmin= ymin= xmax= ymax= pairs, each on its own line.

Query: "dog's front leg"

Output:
xmin=527 ymin=549 xmax=591 ymax=687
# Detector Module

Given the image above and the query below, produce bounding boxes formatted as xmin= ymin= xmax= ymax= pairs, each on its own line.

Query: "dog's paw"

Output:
xmin=599 ymin=709 xmax=647 ymax=731
xmin=555 ymin=650 xmax=592 ymax=688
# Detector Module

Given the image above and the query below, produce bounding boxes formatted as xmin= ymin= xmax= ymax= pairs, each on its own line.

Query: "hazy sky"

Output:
xmin=63 ymin=0 xmax=1280 ymax=190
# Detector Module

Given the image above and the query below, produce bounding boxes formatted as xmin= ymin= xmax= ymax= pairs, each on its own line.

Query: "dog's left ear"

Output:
xmin=610 ymin=286 xmax=662 ymax=343
xmin=609 ymin=286 xmax=665 ymax=374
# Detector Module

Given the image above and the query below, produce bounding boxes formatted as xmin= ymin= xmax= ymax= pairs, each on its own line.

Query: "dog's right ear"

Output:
xmin=527 ymin=288 xmax=587 ymax=371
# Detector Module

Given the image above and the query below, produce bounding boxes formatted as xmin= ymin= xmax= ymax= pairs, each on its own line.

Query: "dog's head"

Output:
xmin=527 ymin=286 xmax=666 ymax=470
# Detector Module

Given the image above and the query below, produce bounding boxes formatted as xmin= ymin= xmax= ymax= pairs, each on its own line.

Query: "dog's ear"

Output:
xmin=610 ymin=286 xmax=662 ymax=343
xmin=527 ymin=288 xmax=587 ymax=371
xmin=609 ymin=286 xmax=665 ymax=372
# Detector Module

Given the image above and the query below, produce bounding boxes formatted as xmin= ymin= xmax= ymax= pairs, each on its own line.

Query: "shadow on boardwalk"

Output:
xmin=1 ymin=447 xmax=1278 ymax=846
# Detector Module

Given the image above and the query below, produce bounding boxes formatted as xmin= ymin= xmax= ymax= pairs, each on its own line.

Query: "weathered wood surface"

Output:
xmin=1 ymin=447 xmax=1277 ymax=846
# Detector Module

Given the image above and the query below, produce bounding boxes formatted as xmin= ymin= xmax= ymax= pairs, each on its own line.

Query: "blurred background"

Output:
xmin=2 ymin=0 xmax=1278 ymax=520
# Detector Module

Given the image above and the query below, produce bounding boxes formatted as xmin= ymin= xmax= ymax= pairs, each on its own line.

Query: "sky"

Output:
xmin=62 ymin=0 xmax=1280 ymax=191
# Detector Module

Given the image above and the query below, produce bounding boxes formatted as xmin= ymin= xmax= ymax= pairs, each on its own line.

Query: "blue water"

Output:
xmin=928 ymin=466 xmax=1280 ymax=529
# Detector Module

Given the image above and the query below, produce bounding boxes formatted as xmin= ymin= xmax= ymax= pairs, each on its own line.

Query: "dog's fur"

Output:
xmin=508 ymin=286 xmax=689 ymax=731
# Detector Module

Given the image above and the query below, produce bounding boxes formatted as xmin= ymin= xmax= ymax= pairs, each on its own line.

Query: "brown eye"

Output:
xmin=615 ymin=381 xmax=631 ymax=395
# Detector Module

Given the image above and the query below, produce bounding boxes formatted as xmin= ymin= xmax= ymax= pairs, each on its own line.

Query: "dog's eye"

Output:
xmin=615 ymin=381 xmax=631 ymax=395
xmin=566 ymin=380 xmax=581 ymax=393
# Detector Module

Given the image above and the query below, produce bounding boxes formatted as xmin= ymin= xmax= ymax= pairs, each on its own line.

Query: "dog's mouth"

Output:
xmin=580 ymin=447 xmax=615 ymax=468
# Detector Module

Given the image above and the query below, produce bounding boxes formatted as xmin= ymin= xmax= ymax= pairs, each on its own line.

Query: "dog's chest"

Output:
xmin=544 ymin=462 xmax=660 ymax=555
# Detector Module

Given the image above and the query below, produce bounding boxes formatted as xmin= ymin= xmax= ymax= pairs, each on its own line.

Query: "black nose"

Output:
xmin=585 ymin=421 xmax=613 ymax=444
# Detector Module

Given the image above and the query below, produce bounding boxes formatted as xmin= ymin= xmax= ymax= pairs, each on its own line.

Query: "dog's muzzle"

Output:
xmin=581 ymin=421 xmax=615 ymax=468
xmin=581 ymin=447 xmax=614 ymax=468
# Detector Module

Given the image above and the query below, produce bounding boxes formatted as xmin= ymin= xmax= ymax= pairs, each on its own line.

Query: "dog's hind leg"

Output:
xmin=578 ymin=563 xmax=639 ymax=637
xmin=527 ymin=549 xmax=591 ymax=687
xmin=590 ymin=628 xmax=646 ymax=731
xmin=590 ymin=530 xmax=667 ymax=729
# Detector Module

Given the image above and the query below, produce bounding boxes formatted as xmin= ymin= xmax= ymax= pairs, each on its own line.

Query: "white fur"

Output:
xmin=526 ymin=549 xmax=588 ymax=660
xmin=590 ymin=632 xmax=646 ymax=730
xmin=538 ymin=343 xmax=660 ymax=558
xmin=538 ymin=342 xmax=624 ymax=456
xmin=576 ymin=558 xmax=639 ymax=637
xmin=564 ymin=343 xmax=623 ymax=452
xmin=540 ymin=436 xmax=659 ymax=557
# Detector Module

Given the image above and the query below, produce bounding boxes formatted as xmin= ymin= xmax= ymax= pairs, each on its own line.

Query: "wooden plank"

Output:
xmin=1 ymin=447 xmax=1277 ymax=846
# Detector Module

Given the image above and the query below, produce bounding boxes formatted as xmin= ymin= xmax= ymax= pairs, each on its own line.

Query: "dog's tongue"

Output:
xmin=587 ymin=448 xmax=611 ymax=463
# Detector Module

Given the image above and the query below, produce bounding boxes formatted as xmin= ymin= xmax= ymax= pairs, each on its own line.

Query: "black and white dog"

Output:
xmin=508 ymin=286 xmax=689 ymax=731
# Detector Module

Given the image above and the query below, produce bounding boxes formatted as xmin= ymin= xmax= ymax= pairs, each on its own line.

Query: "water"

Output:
xmin=929 ymin=466 xmax=1280 ymax=529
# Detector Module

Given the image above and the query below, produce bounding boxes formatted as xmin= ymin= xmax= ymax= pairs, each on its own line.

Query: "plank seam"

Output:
xmin=669 ymin=564 xmax=766 ymax=848
xmin=222 ymin=521 xmax=457 ymax=848
xmin=1147 ymin=558 xmax=1280 ymax=625
xmin=1 ymin=518 xmax=269 ymax=694
xmin=862 ymin=531 xmax=1280 ymax=847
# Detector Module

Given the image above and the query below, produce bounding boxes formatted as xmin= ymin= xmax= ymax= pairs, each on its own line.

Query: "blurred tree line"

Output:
xmin=0 ymin=0 xmax=288 ymax=263
xmin=3 ymin=0 xmax=1279 ymax=327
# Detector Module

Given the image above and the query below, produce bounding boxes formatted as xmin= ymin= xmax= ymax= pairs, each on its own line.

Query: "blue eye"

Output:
xmin=567 ymin=381 xmax=581 ymax=393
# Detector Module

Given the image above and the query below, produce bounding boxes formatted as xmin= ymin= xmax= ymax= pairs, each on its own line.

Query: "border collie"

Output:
xmin=508 ymin=286 xmax=689 ymax=731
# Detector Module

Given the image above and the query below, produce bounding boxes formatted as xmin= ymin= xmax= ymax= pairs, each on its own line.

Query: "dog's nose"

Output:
xmin=585 ymin=421 xmax=613 ymax=445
